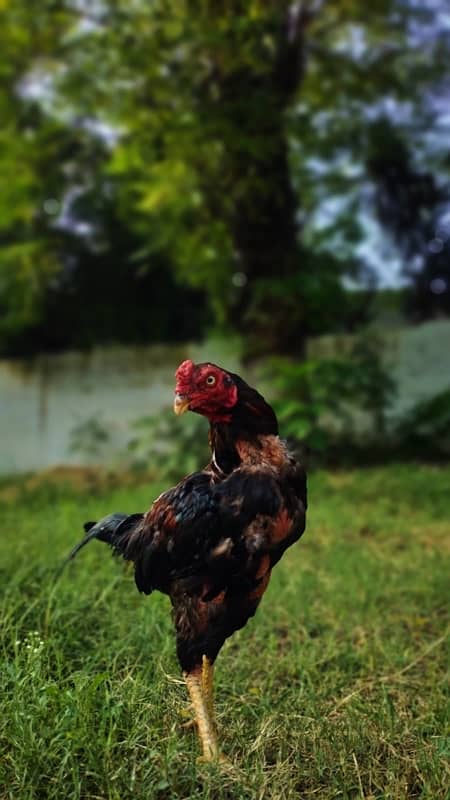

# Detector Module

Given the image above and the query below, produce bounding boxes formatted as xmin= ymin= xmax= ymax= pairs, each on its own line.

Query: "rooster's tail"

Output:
xmin=58 ymin=512 xmax=144 ymax=577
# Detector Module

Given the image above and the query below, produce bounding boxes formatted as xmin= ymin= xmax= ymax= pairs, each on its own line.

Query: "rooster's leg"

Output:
xmin=202 ymin=655 xmax=215 ymax=723
xmin=184 ymin=669 xmax=219 ymax=760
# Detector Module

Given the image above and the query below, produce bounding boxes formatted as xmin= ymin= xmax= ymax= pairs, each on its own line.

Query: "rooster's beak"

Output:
xmin=173 ymin=394 xmax=190 ymax=415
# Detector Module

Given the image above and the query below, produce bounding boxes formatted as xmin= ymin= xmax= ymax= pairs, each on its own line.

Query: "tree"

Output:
xmin=294 ymin=1 xmax=450 ymax=309
xmin=0 ymin=1 xmax=208 ymax=354
xmin=57 ymin=0 xmax=448 ymax=351
xmin=0 ymin=1 xmax=69 ymax=346
xmin=0 ymin=1 xmax=448 ymax=355
xmin=60 ymin=1 xmax=315 ymax=353
xmin=367 ymin=117 xmax=450 ymax=319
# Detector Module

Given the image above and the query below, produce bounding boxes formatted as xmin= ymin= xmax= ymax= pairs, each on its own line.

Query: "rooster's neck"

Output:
xmin=208 ymin=424 xmax=242 ymax=475
xmin=208 ymin=393 xmax=279 ymax=476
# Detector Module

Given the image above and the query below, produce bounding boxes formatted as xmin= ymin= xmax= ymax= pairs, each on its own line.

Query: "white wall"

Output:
xmin=0 ymin=321 xmax=449 ymax=474
xmin=307 ymin=318 xmax=450 ymax=421
xmin=0 ymin=339 xmax=241 ymax=474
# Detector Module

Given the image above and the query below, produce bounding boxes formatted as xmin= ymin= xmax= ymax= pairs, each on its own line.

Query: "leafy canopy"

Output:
xmin=0 ymin=0 xmax=448 ymax=352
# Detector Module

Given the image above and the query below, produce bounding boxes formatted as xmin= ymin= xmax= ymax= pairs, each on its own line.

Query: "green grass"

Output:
xmin=0 ymin=464 xmax=449 ymax=799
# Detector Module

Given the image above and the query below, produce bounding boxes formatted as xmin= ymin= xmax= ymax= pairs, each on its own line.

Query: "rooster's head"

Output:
xmin=174 ymin=361 xmax=238 ymax=423
xmin=174 ymin=360 xmax=278 ymax=436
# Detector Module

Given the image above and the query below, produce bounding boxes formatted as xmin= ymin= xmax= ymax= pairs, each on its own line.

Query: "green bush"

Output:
xmin=124 ymin=410 xmax=210 ymax=481
xmin=267 ymin=335 xmax=396 ymax=455
xmin=394 ymin=389 xmax=450 ymax=459
xmin=69 ymin=416 xmax=111 ymax=460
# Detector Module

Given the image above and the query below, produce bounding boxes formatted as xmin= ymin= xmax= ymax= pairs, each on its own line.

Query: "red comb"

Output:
xmin=175 ymin=360 xmax=195 ymax=380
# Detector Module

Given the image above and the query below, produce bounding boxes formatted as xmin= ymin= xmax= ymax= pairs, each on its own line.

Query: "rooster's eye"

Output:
xmin=206 ymin=375 xmax=216 ymax=386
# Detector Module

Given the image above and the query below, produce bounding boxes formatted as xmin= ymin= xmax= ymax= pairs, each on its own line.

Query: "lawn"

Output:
xmin=0 ymin=464 xmax=448 ymax=799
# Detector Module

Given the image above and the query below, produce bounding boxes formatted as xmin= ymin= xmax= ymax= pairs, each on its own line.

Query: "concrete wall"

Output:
xmin=0 ymin=339 xmax=241 ymax=474
xmin=307 ymin=318 xmax=450 ymax=421
xmin=0 ymin=321 xmax=449 ymax=474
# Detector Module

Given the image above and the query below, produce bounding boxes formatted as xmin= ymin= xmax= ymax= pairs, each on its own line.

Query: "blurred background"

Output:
xmin=1 ymin=0 xmax=450 ymax=476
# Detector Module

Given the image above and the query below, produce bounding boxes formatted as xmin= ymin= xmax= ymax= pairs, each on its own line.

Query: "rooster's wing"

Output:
xmin=126 ymin=465 xmax=306 ymax=598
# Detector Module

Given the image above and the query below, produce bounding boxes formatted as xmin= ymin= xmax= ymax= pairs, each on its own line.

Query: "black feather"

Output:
xmin=57 ymin=512 xmax=144 ymax=578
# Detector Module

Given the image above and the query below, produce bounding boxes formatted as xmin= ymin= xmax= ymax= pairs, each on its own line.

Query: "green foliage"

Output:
xmin=0 ymin=0 xmax=74 ymax=347
xmin=125 ymin=409 xmax=210 ymax=480
xmin=269 ymin=335 xmax=396 ymax=452
xmin=69 ymin=416 xmax=111 ymax=461
xmin=1 ymin=0 xmax=448 ymax=354
xmin=0 ymin=465 xmax=448 ymax=798
xmin=0 ymin=241 xmax=59 ymax=340
xmin=0 ymin=114 xmax=65 ymax=343
xmin=394 ymin=389 xmax=450 ymax=459
xmin=67 ymin=408 xmax=210 ymax=480
xmin=104 ymin=0 xmax=445 ymax=330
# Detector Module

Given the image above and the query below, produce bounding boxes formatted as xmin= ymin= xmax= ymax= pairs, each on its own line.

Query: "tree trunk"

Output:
xmin=230 ymin=126 xmax=305 ymax=357
xmin=221 ymin=7 xmax=310 ymax=357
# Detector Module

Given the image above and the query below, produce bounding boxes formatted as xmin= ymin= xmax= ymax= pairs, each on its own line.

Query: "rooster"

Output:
xmin=67 ymin=360 xmax=307 ymax=760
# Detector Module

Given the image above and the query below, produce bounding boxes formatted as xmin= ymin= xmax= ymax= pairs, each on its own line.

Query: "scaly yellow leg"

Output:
xmin=184 ymin=670 xmax=219 ymax=760
xmin=202 ymin=655 xmax=215 ymax=724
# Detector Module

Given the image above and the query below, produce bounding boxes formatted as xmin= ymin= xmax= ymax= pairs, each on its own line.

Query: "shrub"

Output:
xmin=267 ymin=334 xmax=396 ymax=456
xmin=124 ymin=410 xmax=209 ymax=481
xmin=394 ymin=389 xmax=450 ymax=459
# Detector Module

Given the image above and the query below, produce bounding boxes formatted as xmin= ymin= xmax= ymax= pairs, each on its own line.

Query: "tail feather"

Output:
xmin=57 ymin=512 xmax=144 ymax=578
